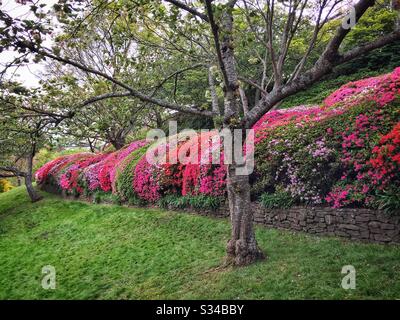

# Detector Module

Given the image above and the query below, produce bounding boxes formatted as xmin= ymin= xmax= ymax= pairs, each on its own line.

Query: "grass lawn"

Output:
xmin=0 ymin=187 xmax=399 ymax=299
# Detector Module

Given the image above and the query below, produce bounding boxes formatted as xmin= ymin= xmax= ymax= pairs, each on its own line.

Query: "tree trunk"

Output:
xmin=155 ymin=110 xmax=163 ymax=128
xmin=25 ymin=153 xmax=42 ymax=202
xmin=225 ymin=157 xmax=265 ymax=266
xmin=393 ymin=0 xmax=400 ymax=30
xmin=25 ymin=172 xmax=42 ymax=202
xmin=206 ymin=3 xmax=265 ymax=266
xmin=88 ymin=138 xmax=96 ymax=153
xmin=110 ymin=137 xmax=126 ymax=150
xmin=208 ymin=66 xmax=221 ymax=116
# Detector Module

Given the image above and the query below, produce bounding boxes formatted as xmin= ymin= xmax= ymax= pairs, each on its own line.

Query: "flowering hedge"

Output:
xmin=35 ymin=67 xmax=400 ymax=210
xmin=252 ymin=66 xmax=400 ymax=208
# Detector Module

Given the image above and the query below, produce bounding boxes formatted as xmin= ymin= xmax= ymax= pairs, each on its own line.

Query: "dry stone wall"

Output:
xmin=189 ymin=203 xmax=400 ymax=244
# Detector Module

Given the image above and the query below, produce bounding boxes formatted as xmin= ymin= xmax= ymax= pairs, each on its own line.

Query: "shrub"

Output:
xmin=132 ymin=132 xmax=227 ymax=202
xmin=109 ymin=140 xmax=147 ymax=193
xmin=253 ymin=67 xmax=400 ymax=208
xmin=33 ymin=147 xmax=87 ymax=174
xmin=325 ymin=106 xmax=400 ymax=208
xmin=133 ymin=155 xmax=163 ymax=202
xmin=158 ymin=194 xmax=222 ymax=210
xmin=59 ymin=154 xmax=105 ymax=195
xmin=372 ymin=188 xmax=400 ymax=214
xmin=115 ymin=145 xmax=149 ymax=204
xmin=0 ymin=179 xmax=13 ymax=193
xmin=92 ymin=190 xmax=107 ymax=204
xmin=260 ymin=189 xmax=294 ymax=209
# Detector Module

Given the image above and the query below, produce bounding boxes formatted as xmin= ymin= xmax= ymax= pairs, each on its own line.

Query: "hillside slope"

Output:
xmin=34 ymin=67 xmax=400 ymax=211
xmin=1 ymin=187 xmax=400 ymax=299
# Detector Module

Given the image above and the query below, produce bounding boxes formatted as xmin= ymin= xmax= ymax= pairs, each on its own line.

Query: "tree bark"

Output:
xmin=155 ymin=110 xmax=163 ymax=128
xmin=238 ymin=86 xmax=249 ymax=115
xmin=25 ymin=153 xmax=42 ymax=202
xmin=225 ymin=162 xmax=264 ymax=266
xmin=88 ymin=138 xmax=96 ymax=153
xmin=204 ymin=2 xmax=265 ymax=266
xmin=108 ymin=128 xmax=126 ymax=150
xmin=25 ymin=172 xmax=42 ymax=202
xmin=110 ymin=138 xmax=126 ymax=150
xmin=208 ymin=66 xmax=221 ymax=116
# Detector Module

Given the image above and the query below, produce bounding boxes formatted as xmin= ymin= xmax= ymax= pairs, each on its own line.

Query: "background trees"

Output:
xmin=0 ymin=82 xmax=71 ymax=201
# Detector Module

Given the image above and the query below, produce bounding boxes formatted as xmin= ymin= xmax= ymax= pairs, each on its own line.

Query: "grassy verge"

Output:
xmin=0 ymin=187 xmax=399 ymax=299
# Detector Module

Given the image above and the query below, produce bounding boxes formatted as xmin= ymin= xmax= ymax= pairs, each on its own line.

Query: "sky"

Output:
xmin=0 ymin=0 xmax=57 ymax=88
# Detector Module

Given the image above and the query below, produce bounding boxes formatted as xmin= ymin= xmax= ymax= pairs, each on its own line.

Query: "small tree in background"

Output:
xmin=0 ymin=83 xmax=71 ymax=202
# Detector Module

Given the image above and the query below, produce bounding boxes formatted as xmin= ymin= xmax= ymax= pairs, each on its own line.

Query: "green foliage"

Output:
xmin=260 ymin=189 xmax=294 ymax=209
xmin=344 ymin=3 xmax=397 ymax=49
xmin=115 ymin=145 xmax=149 ymax=204
xmin=372 ymin=188 xmax=400 ymax=214
xmin=158 ymin=194 xmax=222 ymax=211
xmin=92 ymin=190 xmax=105 ymax=204
xmin=279 ymin=66 xmax=394 ymax=109
xmin=280 ymin=41 xmax=400 ymax=110
xmin=33 ymin=148 xmax=54 ymax=174
xmin=163 ymin=112 xmax=215 ymax=134
xmin=92 ymin=190 xmax=121 ymax=205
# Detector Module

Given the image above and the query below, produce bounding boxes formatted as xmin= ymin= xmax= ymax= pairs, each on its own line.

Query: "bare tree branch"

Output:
xmin=0 ymin=166 xmax=26 ymax=177
xmin=208 ymin=66 xmax=221 ymax=116
xmin=150 ymin=63 xmax=205 ymax=97
xmin=204 ymin=0 xmax=231 ymax=89
xmin=164 ymin=0 xmax=209 ymax=22
xmin=18 ymin=44 xmax=214 ymax=117
xmin=238 ymin=76 xmax=268 ymax=95
xmin=338 ymin=30 xmax=400 ymax=63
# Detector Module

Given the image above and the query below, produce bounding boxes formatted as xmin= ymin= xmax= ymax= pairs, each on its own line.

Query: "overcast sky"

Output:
xmin=0 ymin=0 xmax=57 ymax=88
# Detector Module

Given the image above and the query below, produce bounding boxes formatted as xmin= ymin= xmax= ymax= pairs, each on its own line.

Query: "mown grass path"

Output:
xmin=0 ymin=187 xmax=399 ymax=299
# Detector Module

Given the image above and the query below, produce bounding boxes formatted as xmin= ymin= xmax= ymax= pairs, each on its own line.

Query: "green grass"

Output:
xmin=1 ymin=187 xmax=399 ymax=299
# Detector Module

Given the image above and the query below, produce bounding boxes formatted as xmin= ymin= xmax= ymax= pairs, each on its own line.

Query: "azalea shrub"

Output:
xmin=254 ymin=67 xmax=400 ymax=209
xmin=326 ymin=120 xmax=400 ymax=209
xmin=36 ymin=153 xmax=95 ymax=193
xmin=59 ymin=154 xmax=105 ymax=195
xmin=115 ymin=145 xmax=150 ymax=204
xmin=35 ymin=67 xmax=400 ymax=211
xmin=131 ymin=131 xmax=227 ymax=203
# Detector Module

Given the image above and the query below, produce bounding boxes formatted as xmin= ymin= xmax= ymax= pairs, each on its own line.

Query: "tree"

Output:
xmin=43 ymin=8 xmax=163 ymax=150
xmin=44 ymin=77 xmax=151 ymax=150
xmin=1 ymin=0 xmax=399 ymax=265
xmin=0 ymin=82 xmax=70 ymax=202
